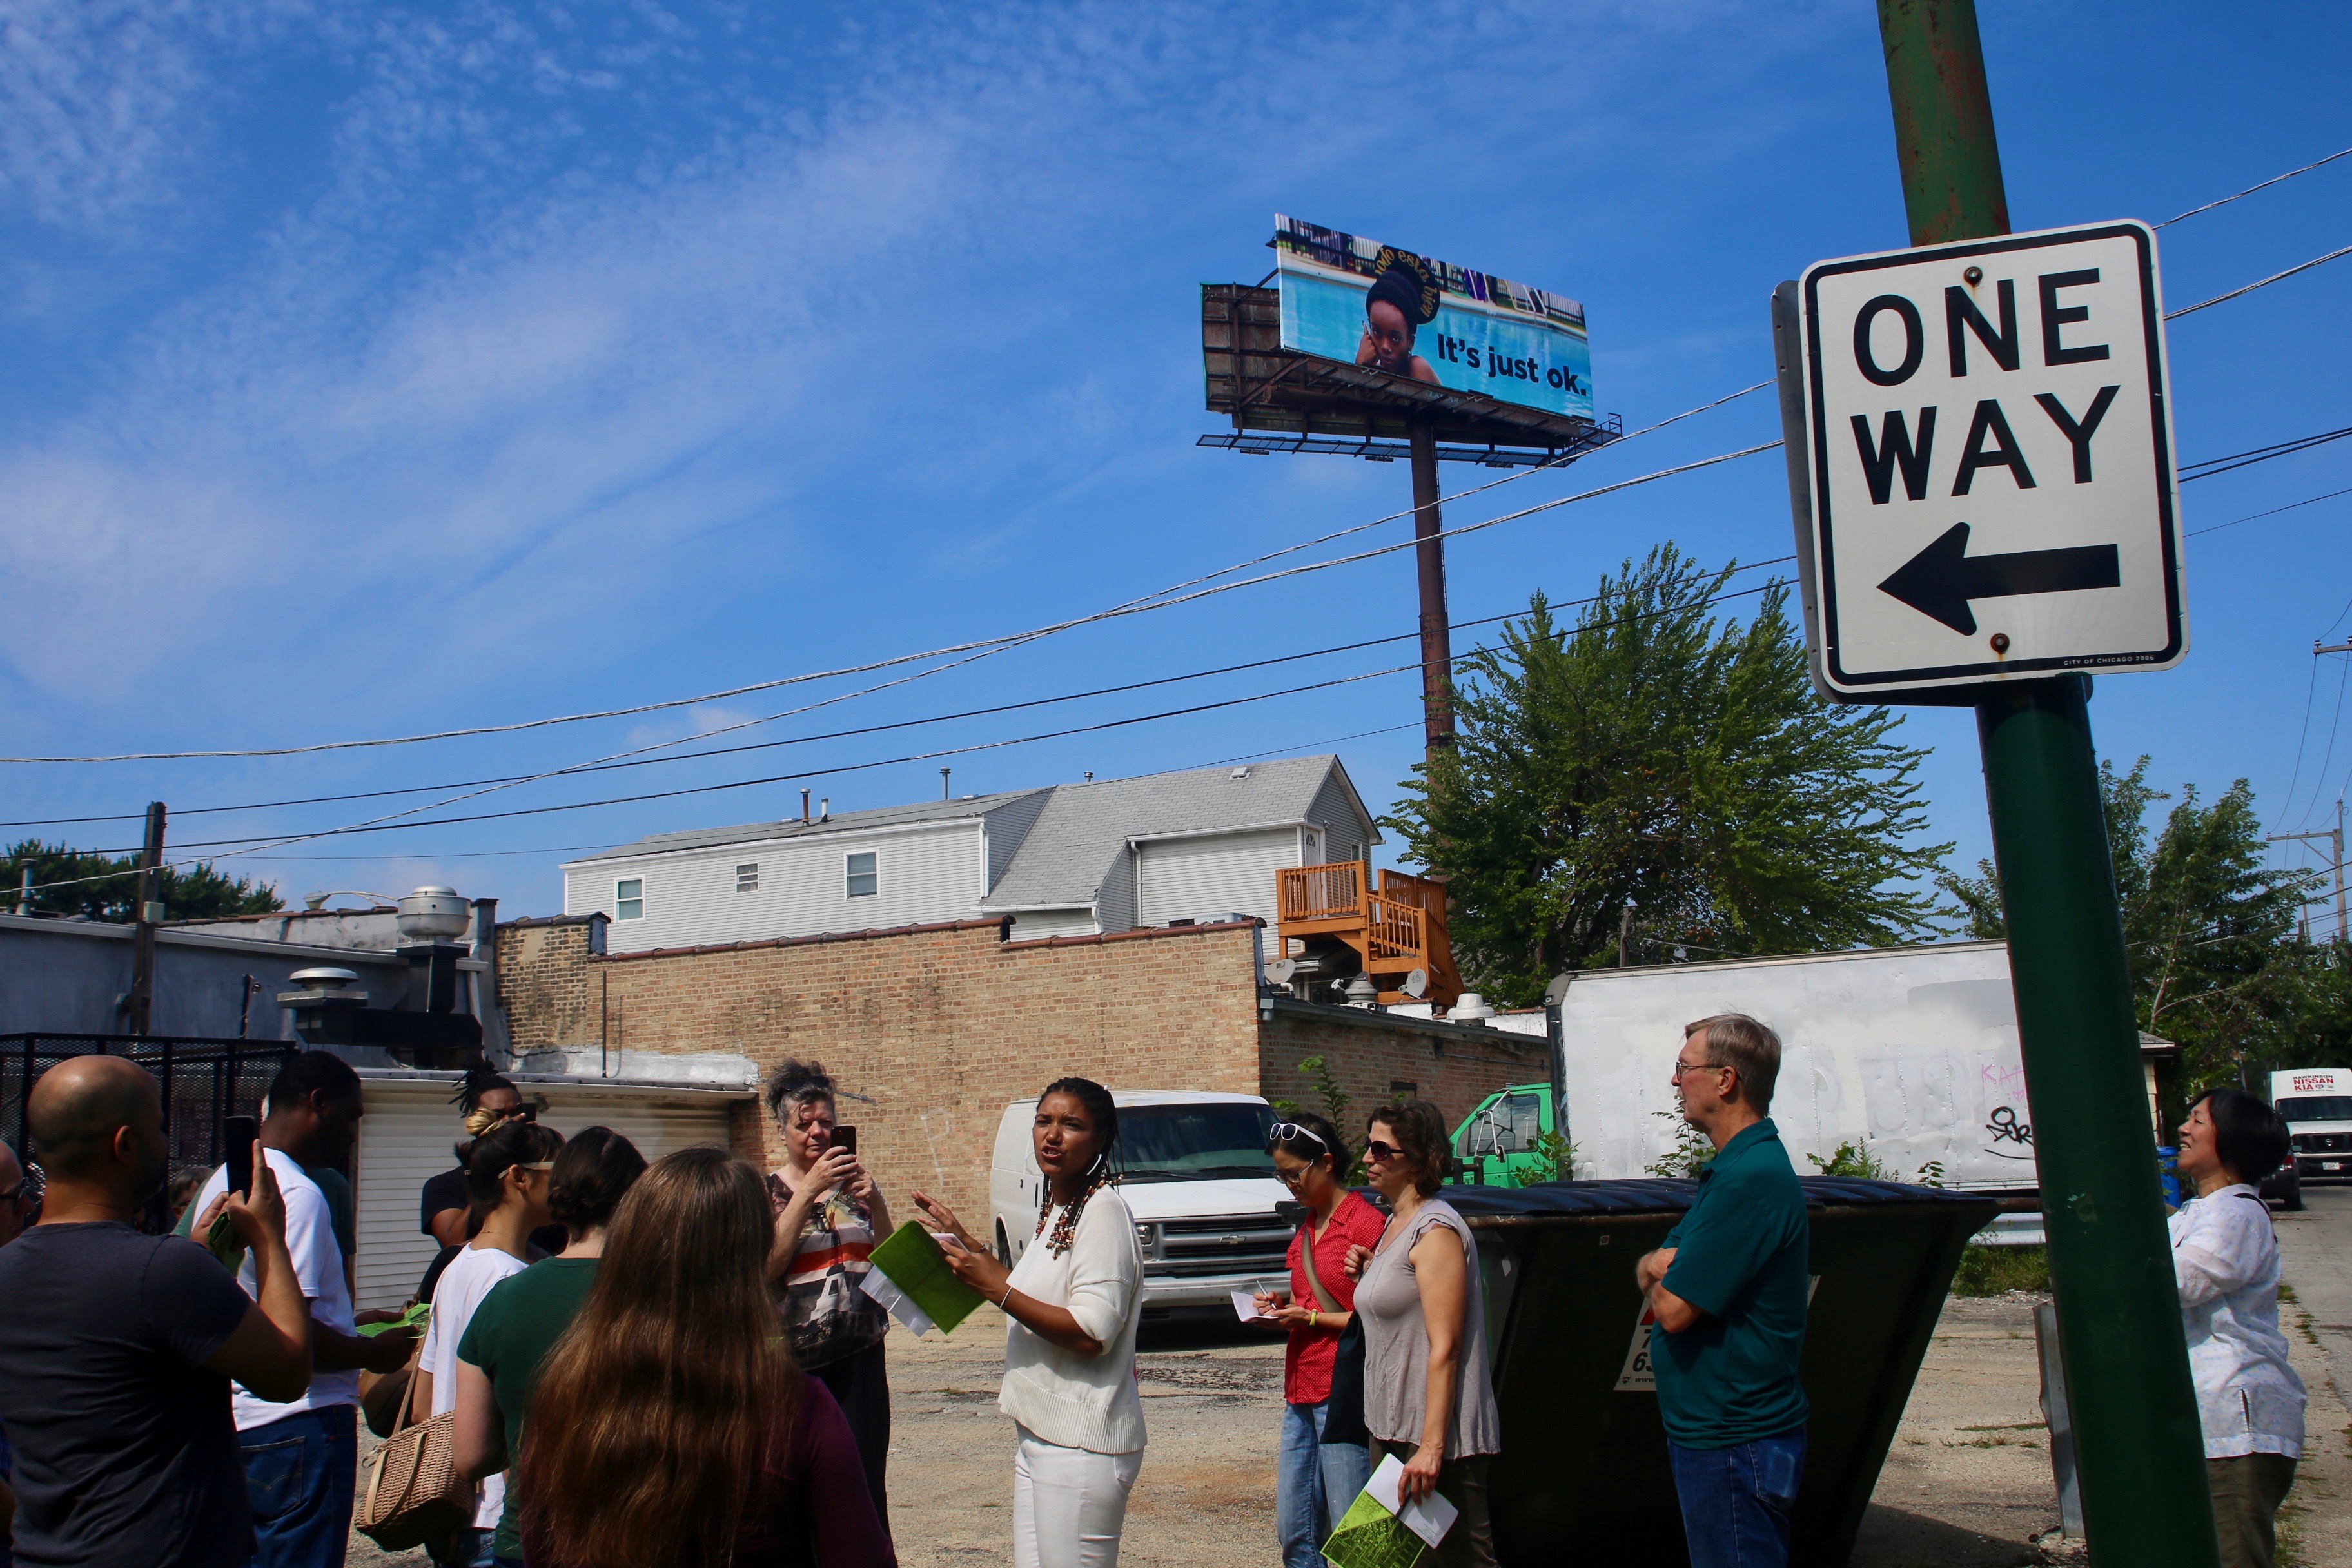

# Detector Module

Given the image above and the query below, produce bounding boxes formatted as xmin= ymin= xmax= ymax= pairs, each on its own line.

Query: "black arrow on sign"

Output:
xmin=1876 ymin=522 xmax=2122 ymax=636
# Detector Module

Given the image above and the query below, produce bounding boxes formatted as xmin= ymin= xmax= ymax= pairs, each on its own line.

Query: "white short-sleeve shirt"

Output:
xmin=419 ymin=1244 xmax=532 ymax=1529
xmin=2169 ymin=1184 xmax=2306 ymax=1459
xmin=191 ymin=1149 xmax=358 ymax=1431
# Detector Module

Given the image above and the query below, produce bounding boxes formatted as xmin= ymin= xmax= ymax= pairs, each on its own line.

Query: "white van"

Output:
xmin=990 ymin=1090 xmax=1294 ymax=1316
xmin=2271 ymin=1067 xmax=2352 ymax=1210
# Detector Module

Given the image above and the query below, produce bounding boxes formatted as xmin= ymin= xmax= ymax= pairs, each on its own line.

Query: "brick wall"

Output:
xmin=495 ymin=920 xmax=599 ymax=1048
xmin=1257 ymin=1001 xmax=1538 ymax=1150
xmin=580 ymin=919 xmax=1264 ymax=1228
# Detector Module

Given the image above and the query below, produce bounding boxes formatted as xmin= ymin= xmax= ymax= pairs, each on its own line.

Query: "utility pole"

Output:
xmin=2268 ymin=801 xmax=2344 ymax=945
xmin=1410 ymin=418 xmax=1456 ymax=758
xmin=1873 ymin=4 xmax=2217 ymax=1563
xmin=126 ymin=801 xmax=166 ymax=1036
xmin=1618 ymin=898 xmax=1636 ymax=968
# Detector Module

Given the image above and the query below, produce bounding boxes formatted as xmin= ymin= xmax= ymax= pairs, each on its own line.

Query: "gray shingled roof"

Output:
xmin=570 ymin=788 xmax=1048 ymax=863
xmin=983 ymin=754 xmax=1375 ymax=910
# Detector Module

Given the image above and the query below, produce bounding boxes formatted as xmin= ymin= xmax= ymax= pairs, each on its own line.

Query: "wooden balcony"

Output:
xmin=1275 ymin=861 xmax=1464 ymax=1006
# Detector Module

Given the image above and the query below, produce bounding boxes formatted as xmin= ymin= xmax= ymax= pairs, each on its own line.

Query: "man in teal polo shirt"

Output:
xmin=1636 ymin=1013 xmax=1810 ymax=1568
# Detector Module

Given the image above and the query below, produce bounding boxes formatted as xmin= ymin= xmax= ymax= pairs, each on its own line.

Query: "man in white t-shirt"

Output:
xmin=190 ymin=1052 xmax=415 ymax=1568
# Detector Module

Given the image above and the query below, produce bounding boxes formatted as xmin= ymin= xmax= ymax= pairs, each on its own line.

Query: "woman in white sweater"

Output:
xmin=916 ymin=1078 xmax=1145 ymax=1568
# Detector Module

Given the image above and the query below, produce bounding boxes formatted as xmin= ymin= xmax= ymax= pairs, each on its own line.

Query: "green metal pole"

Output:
xmin=1873 ymin=6 xmax=2219 ymax=1565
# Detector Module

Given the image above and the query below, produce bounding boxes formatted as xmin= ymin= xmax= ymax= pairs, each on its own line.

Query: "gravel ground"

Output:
xmin=349 ymin=1201 xmax=2352 ymax=1567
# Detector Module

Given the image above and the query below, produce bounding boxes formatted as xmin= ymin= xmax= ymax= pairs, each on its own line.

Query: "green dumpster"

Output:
xmin=1449 ymin=1177 xmax=1997 ymax=1567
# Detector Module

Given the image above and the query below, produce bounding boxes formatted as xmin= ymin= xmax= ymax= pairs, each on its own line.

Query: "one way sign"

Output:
xmin=1772 ymin=220 xmax=2186 ymax=697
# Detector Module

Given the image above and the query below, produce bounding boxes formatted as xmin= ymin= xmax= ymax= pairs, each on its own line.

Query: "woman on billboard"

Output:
xmin=1355 ymin=248 xmax=1443 ymax=384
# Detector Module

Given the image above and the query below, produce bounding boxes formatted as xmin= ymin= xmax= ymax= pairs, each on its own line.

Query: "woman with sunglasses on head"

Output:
xmin=1342 ymin=1101 xmax=1501 ymax=1568
xmin=422 ymin=1070 xmax=534 ymax=1250
xmin=413 ymin=1118 xmax=564 ymax=1568
xmin=915 ymin=1079 xmax=1146 ymax=1568
xmin=1253 ymin=1113 xmax=1387 ymax=1568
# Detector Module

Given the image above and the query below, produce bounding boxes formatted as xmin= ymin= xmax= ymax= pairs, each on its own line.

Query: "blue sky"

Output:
xmin=2 ymin=1 xmax=2347 ymax=927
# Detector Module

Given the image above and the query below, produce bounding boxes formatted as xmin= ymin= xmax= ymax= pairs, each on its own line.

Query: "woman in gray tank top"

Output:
xmin=1343 ymin=1101 xmax=1502 ymax=1568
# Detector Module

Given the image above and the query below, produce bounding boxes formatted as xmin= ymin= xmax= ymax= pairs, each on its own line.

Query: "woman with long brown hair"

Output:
xmin=515 ymin=1147 xmax=893 ymax=1568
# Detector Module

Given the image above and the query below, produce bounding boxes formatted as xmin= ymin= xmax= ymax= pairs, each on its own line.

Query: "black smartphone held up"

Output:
xmin=222 ymin=1115 xmax=259 ymax=1199
xmin=828 ymin=1126 xmax=857 ymax=1156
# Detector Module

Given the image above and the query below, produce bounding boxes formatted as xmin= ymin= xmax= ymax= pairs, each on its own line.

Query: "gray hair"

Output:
xmin=761 ymin=1057 xmax=836 ymax=1124
xmin=1685 ymin=1014 xmax=1783 ymax=1112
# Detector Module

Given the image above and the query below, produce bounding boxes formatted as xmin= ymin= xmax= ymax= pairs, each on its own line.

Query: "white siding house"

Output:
xmin=563 ymin=756 xmax=1380 ymax=953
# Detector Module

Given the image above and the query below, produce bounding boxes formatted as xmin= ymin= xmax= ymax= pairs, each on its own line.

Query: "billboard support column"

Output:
xmin=1411 ymin=418 xmax=1455 ymax=756
xmin=1874 ymin=3 xmax=2217 ymax=1563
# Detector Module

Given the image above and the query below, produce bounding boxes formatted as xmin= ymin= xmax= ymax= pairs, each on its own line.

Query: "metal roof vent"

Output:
xmin=1339 ymin=975 xmax=1378 ymax=1008
xmin=1451 ymin=991 xmax=1494 ymax=1023
xmin=1230 ymin=766 xmax=1251 ymax=781
xmin=286 ymin=967 xmax=362 ymax=993
xmin=397 ymin=887 xmax=471 ymax=942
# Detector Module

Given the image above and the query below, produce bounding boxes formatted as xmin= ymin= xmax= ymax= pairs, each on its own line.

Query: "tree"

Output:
xmin=0 ymin=839 xmax=282 ymax=923
xmin=1942 ymin=760 xmax=2333 ymax=1091
xmin=1387 ymin=546 xmax=1952 ymax=1007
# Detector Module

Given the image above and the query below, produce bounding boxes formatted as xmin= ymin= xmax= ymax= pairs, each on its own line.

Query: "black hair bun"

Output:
xmin=1366 ymin=247 xmax=1441 ymax=326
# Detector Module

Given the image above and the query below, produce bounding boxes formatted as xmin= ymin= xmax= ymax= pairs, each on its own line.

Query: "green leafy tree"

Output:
xmin=1387 ymin=546 xmax=1951 ymax=1006
xmin=0 ymin=839 xmax=282 ymax=923
xmin=1942 ymin=760 xmax=2328 ymax=1091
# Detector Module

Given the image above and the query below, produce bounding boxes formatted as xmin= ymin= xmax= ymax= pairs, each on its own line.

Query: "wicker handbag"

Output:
xmin=356 ymin=1357 xmax=476 ymax=1551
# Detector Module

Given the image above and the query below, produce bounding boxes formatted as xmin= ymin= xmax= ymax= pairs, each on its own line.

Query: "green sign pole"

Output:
xmin=1872 ymin=4 xmax=2218 ymax=1563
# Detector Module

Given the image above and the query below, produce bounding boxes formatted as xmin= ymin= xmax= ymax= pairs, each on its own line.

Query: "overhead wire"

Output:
xmin=2165 ymin=240 xmax=2352 ymax=320
xmin=1 ymin=382 xmax=1776 ymax=768
xmin=2178 ymin=424 xmax=2352 ymax=483
xmin=2157 ymin=146 xmax=2352 ymax=227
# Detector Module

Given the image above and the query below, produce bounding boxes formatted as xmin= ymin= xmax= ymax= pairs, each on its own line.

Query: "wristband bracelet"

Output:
xmin=1000 ymin=1281 xmax=1015 ymax=1309
xmin=1309 ymin=1309 xmax=1320 ymax=1328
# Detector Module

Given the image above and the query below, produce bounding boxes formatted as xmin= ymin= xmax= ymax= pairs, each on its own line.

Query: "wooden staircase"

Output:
xmin=1274 ymin=861 xmax=1464 ymax=1007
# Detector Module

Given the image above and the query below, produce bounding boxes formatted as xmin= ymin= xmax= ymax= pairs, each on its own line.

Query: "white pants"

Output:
xmin=1012 ymin=1426 xmax=1144 ymax=1568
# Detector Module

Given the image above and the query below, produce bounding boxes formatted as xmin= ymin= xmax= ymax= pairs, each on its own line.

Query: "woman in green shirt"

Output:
xmin=452 ymin=1127 xmax=647 ymax=1568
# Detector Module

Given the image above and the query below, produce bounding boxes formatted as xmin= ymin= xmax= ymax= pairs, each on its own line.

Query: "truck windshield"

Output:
xmin=2277 ymin=1095 xmax=2352 ymax=1122
xmin=1113 ymin=1104 xmax=1278 ymax=1182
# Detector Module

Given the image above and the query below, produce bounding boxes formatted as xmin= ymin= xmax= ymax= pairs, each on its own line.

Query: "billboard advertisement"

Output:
xmin=1274 ymin=214 xmax=1593 ymax=422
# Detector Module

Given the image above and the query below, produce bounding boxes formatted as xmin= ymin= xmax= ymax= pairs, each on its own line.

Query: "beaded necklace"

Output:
xmin=1036 ymin=1159 xmax=1113 ymax=1258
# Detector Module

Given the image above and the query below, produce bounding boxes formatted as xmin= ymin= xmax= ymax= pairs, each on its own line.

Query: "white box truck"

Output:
xmin=989 ymin=1090 xmax=1293 ymax=1317
xmin=2271 ymin=1067 xmax=2352 ymax=1211
xmin=1450 ymin=941 xmax=2169 ymax=1243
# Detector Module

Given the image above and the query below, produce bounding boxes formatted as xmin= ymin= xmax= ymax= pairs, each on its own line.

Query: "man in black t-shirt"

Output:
xmin=0 ymin=1056 xmax=316 ymax=1568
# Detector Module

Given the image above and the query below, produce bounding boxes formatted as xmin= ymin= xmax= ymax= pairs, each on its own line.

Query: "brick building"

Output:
xmin=496 ymin=913 xmax=1540 ymax=1222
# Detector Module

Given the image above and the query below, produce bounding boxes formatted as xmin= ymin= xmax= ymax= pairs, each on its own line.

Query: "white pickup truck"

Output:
xmin=988 ymin=1090 xmax=1294 ymax=1318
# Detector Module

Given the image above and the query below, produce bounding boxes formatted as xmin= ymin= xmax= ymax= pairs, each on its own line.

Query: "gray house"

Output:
xmin=562 ymin=754 xmax=1382 ymax=952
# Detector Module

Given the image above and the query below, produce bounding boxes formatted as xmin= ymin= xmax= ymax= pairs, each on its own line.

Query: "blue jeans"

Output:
xmin=1278 ymin=1402 xmax=1374 ymax=1568
xmin=1666 ymin=1428 xmax=1807 ymax=1568
xmin=241 ymin=1404 xmax=357 ymax=1568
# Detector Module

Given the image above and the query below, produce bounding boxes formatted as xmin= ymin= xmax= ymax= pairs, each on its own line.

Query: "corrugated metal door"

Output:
xmin=353 ymin=1083 xmax=466 ymax=1312
xmin=353 ymin=1082 xmax=738 ymax=1311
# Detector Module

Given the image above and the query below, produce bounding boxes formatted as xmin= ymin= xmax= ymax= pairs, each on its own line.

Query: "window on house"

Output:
xmin=736 ymin=863 xmax=759 ymax=893
xmin=616 ymin=878 xmax=644 ymax=920
xmin=846 ymin=851 xmax=877 ymax=898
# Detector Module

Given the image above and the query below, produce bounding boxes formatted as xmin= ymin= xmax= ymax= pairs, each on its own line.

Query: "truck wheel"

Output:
xmin=2280 ymin=1173 xmax=2304 ymax=1212
xmin=995 ymin=1220 xmax=1014 ymax=1266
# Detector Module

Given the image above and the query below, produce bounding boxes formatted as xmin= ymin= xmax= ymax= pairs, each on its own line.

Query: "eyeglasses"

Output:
xmin=519 ymin=1161 xmax=556 ymax=1172
xmin=1269 ymin=1122 xmax=1328 ymax=1151
xmin=1364 ymin=1139 xmax=1401 ymax=1162
xmin=1670 ymin=1058 xmax=1734 ymax=1082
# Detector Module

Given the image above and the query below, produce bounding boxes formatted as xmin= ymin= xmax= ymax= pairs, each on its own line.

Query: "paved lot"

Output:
xmin=353 ymin=1195 xmax=2352 ymax=1566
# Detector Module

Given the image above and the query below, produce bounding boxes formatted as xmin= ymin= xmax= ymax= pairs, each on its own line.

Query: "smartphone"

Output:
xmin=828 ymin=1126 xmax=857 ymax=1155
xmin=223 ymin=1115 xmax=259 ymax=1198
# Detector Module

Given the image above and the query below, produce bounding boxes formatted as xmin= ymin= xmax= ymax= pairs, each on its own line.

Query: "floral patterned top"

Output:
xmin=765 ymin=1173 xmax=890 ymax=1369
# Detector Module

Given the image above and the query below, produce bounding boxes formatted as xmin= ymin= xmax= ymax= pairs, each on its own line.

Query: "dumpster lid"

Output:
xmin=1446 ymin=1177 xmax=1999 ymax=1220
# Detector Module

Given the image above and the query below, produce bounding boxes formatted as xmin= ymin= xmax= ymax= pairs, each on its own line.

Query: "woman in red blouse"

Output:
xmin=1253 ymin=1112 xmax=1389 ymax=1568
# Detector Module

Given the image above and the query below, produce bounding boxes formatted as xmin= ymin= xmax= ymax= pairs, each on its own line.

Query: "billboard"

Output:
xmin=1274 ymin=214 xmax=1593 ymax=422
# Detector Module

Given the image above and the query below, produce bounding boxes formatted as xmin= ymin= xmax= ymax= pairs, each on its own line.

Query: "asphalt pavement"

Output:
xmin=2273 ymin=1184 xmax=2352 ymax=1566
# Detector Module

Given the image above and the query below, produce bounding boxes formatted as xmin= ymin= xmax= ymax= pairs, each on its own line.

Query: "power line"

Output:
xmin=0 ymin=556 xmax=1803 ymax=832
xmin=2187 ymin=484 xmax=2352 ymax=539
xmin=2179 ymin=424 xmax=2352 ymax=484
xmin=2165 ymin=240 xmax=2352 ymax=320
xmin=19 ymin=574 xmax=1796 ymax=887
xmin=2158 ymin=146 xmax=2352 ymax=227
xmin=1 ymin=387 xmax=1774 ymax=768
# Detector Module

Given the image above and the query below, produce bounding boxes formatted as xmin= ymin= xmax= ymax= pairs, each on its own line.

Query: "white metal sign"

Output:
xmin=1774 ymin=220 xmax=2185 ymax=696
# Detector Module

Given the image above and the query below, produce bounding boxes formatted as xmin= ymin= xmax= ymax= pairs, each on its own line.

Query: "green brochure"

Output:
xmin=861 ymin=1223 xmax=987 ymax=1337
xmin=1322 ymin=1489 xmax=1426 ymax=1568
xmin=358 ymin=1301 xmax=432 ymax=1337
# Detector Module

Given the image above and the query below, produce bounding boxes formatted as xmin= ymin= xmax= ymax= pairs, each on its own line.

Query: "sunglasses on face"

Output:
xmin=1364 ymin=1139 xmax=1401 ymax=1162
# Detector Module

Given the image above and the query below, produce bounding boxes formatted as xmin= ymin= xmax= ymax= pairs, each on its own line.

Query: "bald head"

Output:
xmin=28 ymin=1056 xmax=161 ymax=1182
